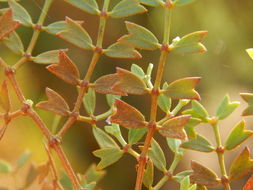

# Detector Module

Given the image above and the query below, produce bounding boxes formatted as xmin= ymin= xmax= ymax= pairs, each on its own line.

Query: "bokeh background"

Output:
xmin=0 ymin=0 xmax=253 ymax=189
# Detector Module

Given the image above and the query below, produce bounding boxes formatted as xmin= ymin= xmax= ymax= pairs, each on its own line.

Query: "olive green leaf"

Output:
xmin=181 ymin=135 xmax=215 ymax=152
xmin=106 ymin=94 xmax=121 ymax=107
xmin=246 ymin=48 xmax=253 ymax=60
xmin=173 ymin=0 xmax=197 ymax=6
xmin=92 ymin=126 xmax=119 ymax=149
xmin=36 ymin=88 xmax=70 ymax=116
xmin=8 ymin=0 xmax=33 ymax=27
xmin=143 ymin=160 xmax=154 ymax=188
xmin=0 ymin=9 xmax=20 ymax=40
xmin=110 ymin=0 xmax=147 ymax=18
xmin=112 ymin=67 xmax=148 ymax=95
xmin=0 ymin=81 xmax=11 ymax=112
xmin=3 ymin=31 xmax=24 ymax=55
xmin=93 ymin=74 xmax=123 ymax=96
xmin=83 ymin=88 xmax=96 ymax=115
xmin=47 ymin=50 xmax=80 ymax=85
xmin=229 ymin=147 xmax=253 ymax=180
xmin=184 ymin=118 xmax=202 ymax=138
xmin=216 ymin=95 xmax=240 ymax=120
xmin=128 ymin=128 xmax=147 ymax=145
xmin=16 ymin=150 xmax=31 ymax=169
xmin=105 ymin=42 xmax=142 ymax=59
xmin=164 ymin=77 xmax=201 ymax=100
xmin=171 ymin=31 xmax=208 ymax=54
xmin=0 ymin=159 xmax=12 ymax=173
xmin=148 ymin=139 xmax=167 ymax=172
xmin=57 ymin=17 xmax=94 ymax=50
xmin=180 ymin=176 xmax=197 ymax=190
xmin=240 ymin=93 xmax=253 ymax=116
xmin=33 ymin=49 xmax=66 ymax=64
xmin=85 ymin=164 xmax=106 ymax=184
xmin=60 ymin=171 xmax=73 ymax=190
xmin=225 ymin=120 xmax=253 ymax=150
xmin=183 ymin=100 xmax=209 ymax=122
xmin=105 ymin=124 xmax=121 ymax=138
xmin=140 ymin=0 xmax=162 ymax=7
xmin=158 ymin=115 xmax=190 ymax=140
xmin=110 ymin=99 xmax=147 ymax=129
xmin=45 ymin=21 xmax=69 ymax=35
xmin=173 ymin=170 xmax=193 ymax=183
xmin=190 ymin=161 xmax=219 ymax=186
xmin=63 ymin=0 xmax=99 ymax=15
xmin=93 ymin=148 xmax=124 ymax=170
xmin=158 ymin=83 xmax=172 ymax=113
xmin=131 ymin=64 xmax=145 ymax=78
xmin=118 ymin=21 xmax=159 ymax=50
xmin=166 ymin=138 xmax=185 ymax=154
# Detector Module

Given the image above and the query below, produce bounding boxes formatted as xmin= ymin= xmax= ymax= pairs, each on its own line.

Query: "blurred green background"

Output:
xmin=0 ymin=0 xmax=253 ymax=189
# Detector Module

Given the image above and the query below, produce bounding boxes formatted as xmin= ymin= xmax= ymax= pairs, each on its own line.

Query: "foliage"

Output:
xmin=0 ymin=0 xmax=252 ymax=190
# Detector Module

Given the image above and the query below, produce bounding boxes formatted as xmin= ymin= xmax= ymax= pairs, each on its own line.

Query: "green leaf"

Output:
xmin=0 ymin=9 xmax=20 ymax=41
xmin=128 ymin=128 xmax=147 ymax=145
xmin=246 ymin=48 xmax=253 ymax=59
xmin=57 ymin=17 xmax=93 ymax=50
xmin=173 ymin=0 xmax=196 ymax=6
xmin=3 ymin=31 xmax=24 ymax=55
xmin=85 ymin=164 xmax=106 ymax=184
xmin=229 ymin=147 xmax=253 ymax=180
xmin=165 ymin=77 xmax=201 ymax=100
xmin=110 ymin=99 xmax=147 ymax=129
xmin=166 ymin=138 xmax=184 ymax=154
xmin=0 ymin=160 xmax=12 ymax=173
xmin=105 ymin=123 xmax=122 ymax=139
xmin=106 ymin=94 xmax=121 ymax=107
xmin=0 ymin=81 xmax=11 ymax=112
xmin=105 ymin=42 xmax=142 ymax=59
xmin=171 ymin=31 xmax=208 ymax=54
xmin=225 ymin=120 xmax=253 ymax=150
xmin=180 ymin=176 xmax=191 ymax=190
xmin=140 ymin=0 xmax=162 ymax=6
xmin=148 ymin=139 xmax=167 ymax=172
xmin=216 ymin=95 xmax=240 ymax=120
xmin=240 ymin=93 xmax=253 ymax=116
xmin=174 ymin=170 xmax=193 ymax=183
xmin=93 ymin=148 xmax=124 ymax=170
xmin=83 ymin=88 xmax=96 ymax=115
xmin=158 ymin=94 xmax=172 ymax=113
xmin=8 ymin=0 xmax=33 ymax=27
xmin=143 ymin=160 xmax=154 ymax=188
xmin=158 ymin=115 xmax=190 ymax=140
xmin=183 ymin=101 xmax=209 ymax=122
xmin=181 ymin=135 xmax=215 ymax=152
xmin=92 ymin=126 xmax=119 ymax=149
xmin=33 ymin=50 xmax=65 ymax=64
xmin=110 ymin=0 xmax=147 ymax=18
xmin=119 ymin=21 xmax=159 ymax=50
xmin=112 ymin=67 xmax=148 ymax=95
xmin=45 ymin=21 xmax=68 ymax=35
xmin=60 ymin=171 xmax=73 ymax=190
xmin=184 ymin=118 xmax=202 ymax=138
xmin=63 ymin=0 xmax=99 ymax=15
xmin=190 ymin=161 xmax=219 ymax=186
xmin=131 ymin=64 xmax=145 ymax=78
xmin=16 ymin=150 xmax=31 ymax=168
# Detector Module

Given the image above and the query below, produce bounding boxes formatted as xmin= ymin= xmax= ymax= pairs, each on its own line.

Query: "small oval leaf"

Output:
xmin=181 ymin=135 xmax=215 ymax=152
